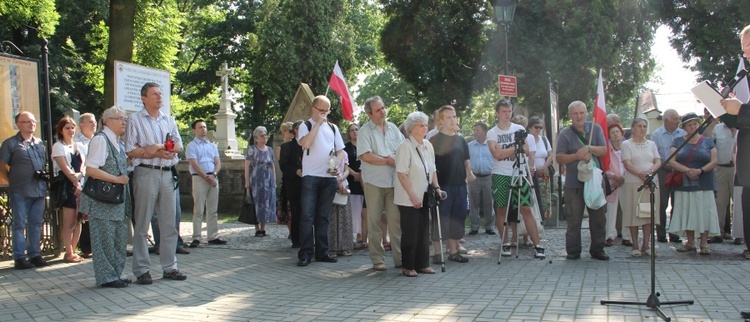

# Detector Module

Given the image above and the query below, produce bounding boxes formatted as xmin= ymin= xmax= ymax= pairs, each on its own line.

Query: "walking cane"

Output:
xmin=432 ymin=201 xmax=446 ymax=273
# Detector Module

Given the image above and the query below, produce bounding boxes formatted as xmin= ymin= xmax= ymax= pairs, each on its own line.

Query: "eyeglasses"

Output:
xmin=19 ymin=120 xmax=36 ymax=124
xmin=313 ymin=106 xmax=330 ymax=114
xmin=108 ymin=117 xmax=127 ymax=122
xmin=533 ymin=126 xmax=543 ymax=129
xmin=257 ymin=134 xmax=268 ymax=138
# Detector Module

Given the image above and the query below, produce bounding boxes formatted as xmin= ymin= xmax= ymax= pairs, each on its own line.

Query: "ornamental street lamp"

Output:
xmin=492 ymin=0 xmax=518 ymax=77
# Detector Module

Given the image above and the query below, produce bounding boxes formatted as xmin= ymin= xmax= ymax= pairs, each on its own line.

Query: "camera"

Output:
xmin=33 ymin=170 xmax=50 ymax=181
xmin=514 ymin=129 xmax=528 ymax=146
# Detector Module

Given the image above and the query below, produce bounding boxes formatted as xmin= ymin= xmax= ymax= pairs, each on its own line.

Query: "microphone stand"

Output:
xmin=601 ymin=70 xmax=749 ymax=321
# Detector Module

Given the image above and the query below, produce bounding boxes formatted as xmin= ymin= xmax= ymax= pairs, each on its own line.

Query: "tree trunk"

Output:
xmin=103 ymin=0 xmax=136 ymax=110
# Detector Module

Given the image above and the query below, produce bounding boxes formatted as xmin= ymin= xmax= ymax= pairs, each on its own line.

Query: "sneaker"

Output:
xmin=448 ymin=253 xmax=469 ymax=263
xmin=485 ymin=230 xmax=496 ymax=235
xmin=735 ymin=238 xmax=744 ymax=245
xmin=431 ymin=254 xmax=444 ymax=264
xmin=468 ymin=230 xmax=479 ymax=235
xmin=534 ymin=246 xmax=545 ymax=259
xmin=163 ymin=269 xmax=187 ymax=281
xmin=501 ymin=243 xmax=512 ymax=257
xmin=137 ymin=272 xmax=153 ymax=285
xmin=189 ymin=239 xmax=200 ymax=248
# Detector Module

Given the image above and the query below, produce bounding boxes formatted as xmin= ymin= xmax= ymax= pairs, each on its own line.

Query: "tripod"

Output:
xmin=497 ymin=139 xmax=547 ymax=264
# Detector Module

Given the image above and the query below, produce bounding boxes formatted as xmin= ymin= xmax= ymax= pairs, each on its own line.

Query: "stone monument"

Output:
xmin=214 ymin=61 xmax=243 ymax=159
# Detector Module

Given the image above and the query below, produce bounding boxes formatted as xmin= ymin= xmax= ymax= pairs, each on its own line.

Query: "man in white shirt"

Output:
xmin=296 ymin=95 xmax=345 ymax=267
xmin=651 ymin=109 xmax=686 ymax=243
xmin=186 ymin=119 xmax=226 ymax=248
xmin=74 ymin=113 xmax=96 ymax=258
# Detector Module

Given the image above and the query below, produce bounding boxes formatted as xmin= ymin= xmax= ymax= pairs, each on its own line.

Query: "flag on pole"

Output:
xmin=594 ymin=69 xmax=610 ymax=172
xmin=329 ymin=60 xmax=354 ymax=121
xmin=735 ymin=59 xmax=750 ymax=103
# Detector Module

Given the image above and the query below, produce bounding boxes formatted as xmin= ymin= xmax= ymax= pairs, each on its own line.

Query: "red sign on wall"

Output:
xmin=498 ymin=75 xmax=517 ymax=97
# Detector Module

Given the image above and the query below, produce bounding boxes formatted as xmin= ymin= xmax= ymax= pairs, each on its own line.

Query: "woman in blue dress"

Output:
xmin=245 ymin=126 xmax=277 ymax=237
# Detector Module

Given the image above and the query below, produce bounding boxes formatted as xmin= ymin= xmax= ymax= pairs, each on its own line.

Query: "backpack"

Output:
xmin=303 ymin=120 xmax=337 ymax=155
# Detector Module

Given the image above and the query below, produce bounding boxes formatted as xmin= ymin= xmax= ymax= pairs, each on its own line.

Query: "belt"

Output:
xmin=192 ymin=172 xmax=214 ymax=176
xmin=138 ymin=164 xmax=175 ymax=171
xmin=718 ymin=161 xmax=734 ymax=167
xmin=473 ymin=173 xmax=491 ymax=178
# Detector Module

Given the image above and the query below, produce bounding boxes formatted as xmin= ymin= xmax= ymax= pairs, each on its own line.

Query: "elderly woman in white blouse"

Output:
xmin=395 ymin=111 xmax=444 ymax=277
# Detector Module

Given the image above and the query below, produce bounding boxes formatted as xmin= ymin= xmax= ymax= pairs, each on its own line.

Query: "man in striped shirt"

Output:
xmin=125 ymin=82 xmax=187 ymax=284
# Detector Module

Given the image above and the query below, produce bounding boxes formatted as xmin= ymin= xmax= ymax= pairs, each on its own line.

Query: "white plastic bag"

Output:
xmin=583 ymin=167 xmax=607 ymax=210
xmin=518 ymin=182 xmax=544 ymax=236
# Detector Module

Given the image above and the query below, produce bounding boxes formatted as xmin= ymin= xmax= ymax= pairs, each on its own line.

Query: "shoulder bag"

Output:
xmin=664 ymin=137 xmax=702 ymax=188
xmin=82 ymin=133 xmax=125 ymax=204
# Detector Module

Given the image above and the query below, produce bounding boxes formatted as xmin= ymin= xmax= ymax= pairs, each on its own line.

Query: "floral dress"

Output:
xmin=246 ymin=145 xmax=277 ymax=223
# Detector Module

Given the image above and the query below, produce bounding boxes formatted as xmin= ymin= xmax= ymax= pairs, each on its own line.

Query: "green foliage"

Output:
xmin=379 ymin=0 xmax=490 ymax=115
xmin=651 ymin=0 xmax=750 ymax=83
xmin=0 ymin=0 xmax=60 ymax=38
xmin=355 ymin=66 xmax=419 ymax=127
xmin=133 ymin=0 xmax=182 ymax=73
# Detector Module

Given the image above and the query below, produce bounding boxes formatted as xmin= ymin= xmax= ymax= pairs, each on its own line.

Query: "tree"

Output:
xmin=0 ymin=0 xmax=59 ymax=42
xmin=102 ymin=0 xmax=136 ymax=110
xmin=651 ymin=0 xmax=750 ymax=83
xmin=379 ymin=0 xmax=490 ymax=115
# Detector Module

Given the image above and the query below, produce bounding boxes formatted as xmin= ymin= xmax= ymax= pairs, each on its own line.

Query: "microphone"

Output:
xmin=720 ymin=68 xmax=749 ymax=98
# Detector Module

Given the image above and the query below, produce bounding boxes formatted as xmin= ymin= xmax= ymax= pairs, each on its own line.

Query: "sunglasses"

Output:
xmin=533 ymin=126 xmax=543 ymax=129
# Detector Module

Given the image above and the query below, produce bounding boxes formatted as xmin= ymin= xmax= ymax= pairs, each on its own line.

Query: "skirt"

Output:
xmin=619 ymin=182 xmax=660 ymax=227
xmin=668 ymin=190 xmax=720 ymax=236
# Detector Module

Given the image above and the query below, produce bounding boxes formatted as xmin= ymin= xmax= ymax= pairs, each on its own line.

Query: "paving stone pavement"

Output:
xmin=1 ymin=219 xmax=748 ymax=322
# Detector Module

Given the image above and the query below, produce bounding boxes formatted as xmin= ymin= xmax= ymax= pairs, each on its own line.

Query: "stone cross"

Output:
xmin=216 ymin=61 xmax=233 ymax=99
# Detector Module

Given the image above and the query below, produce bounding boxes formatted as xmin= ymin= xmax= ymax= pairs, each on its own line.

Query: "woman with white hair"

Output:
xmin=395 ymin=111 xmax=444 ymax=276
xmin=245 ymin=126 xmax=277 ymax=237
xmin=79 ymin=106 xmax=131 ymax=288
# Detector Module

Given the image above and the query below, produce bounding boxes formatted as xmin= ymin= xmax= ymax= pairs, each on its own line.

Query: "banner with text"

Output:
xmin=114 ymin=61 xmax=171 ymax=114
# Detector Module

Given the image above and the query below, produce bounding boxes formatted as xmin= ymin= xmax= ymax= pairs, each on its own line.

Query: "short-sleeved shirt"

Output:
xmin=0 ymin=133 xmax=47 ymax=197
xmin=356 ymin=120 xmax=404 ymax=188
xmin=711 ymin=123 xmax=734 ymax=165
xmin=429 ymin=132 xmax=469 ymax=186
xmin=652 ymin=125 xmax=686 ymax=161
xmin=86 ymin=127 xmax=124 ymax=169
xmin=186 ymin=137 xmax=220 ymax=174
xmin=125 ymin=108 xmax=183 ymax=167
xmin=672 ymin=136 xmax=715 ymax=191
xmin=51 ymin=141 xmax=85 ymax=174
xmin=556 ymin=122 xmax=606 ymax=188
xmin=621 ymin=139 xmax=660 ymax=183
xmin=297 ymin=119 xmax=345 ymax=178
xmin=533 ymin=136 xmax=552 ymax=167
xmin=73 ymin=132 xmax=92 ymax=157
xmin=486 ymin=123 xmax=525 ymax=176
xmin=467 ymin=139 xmax=493 ymax=175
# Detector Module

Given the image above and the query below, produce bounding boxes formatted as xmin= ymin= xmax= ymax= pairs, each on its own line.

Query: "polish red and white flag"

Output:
xmin=329 ymin=60 xmax=354 ymax=121
xmin=594 ymin=69 xmax=610 ymax=172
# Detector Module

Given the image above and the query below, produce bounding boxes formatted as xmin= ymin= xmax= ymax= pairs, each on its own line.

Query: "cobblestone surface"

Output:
xmin=0 ymin=218 xmax=748 ymax=322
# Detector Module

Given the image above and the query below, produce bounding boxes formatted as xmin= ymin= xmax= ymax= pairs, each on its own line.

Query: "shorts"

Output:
xmin=492 ymin=174 xmax=532 ymax=208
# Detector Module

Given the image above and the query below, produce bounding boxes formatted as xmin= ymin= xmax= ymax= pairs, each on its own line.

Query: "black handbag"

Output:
xmin=49 ymin=172 xmax=68 ymax=209
xmin=238 ymin=188 xmax=258 ymax=225
xmin=82 ymin=132 xmax=125 ymax=204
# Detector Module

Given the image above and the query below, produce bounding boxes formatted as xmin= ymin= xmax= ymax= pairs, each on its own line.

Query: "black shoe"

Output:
xmin=486 ymin=230 xmax=496 ymax=235
xmin=591 ymin=252 xmax=610 ymax=261
xmin=566 ymin=254 xmax=580 ymax=260
xmin=432 ymin=254 xmax=444 ymax=264
xmin=148 ymin=247 xmax=157 ymax=254
xmin=102 ymin=280 xmax=128 ymax=288
xmin=137 ymin=272 xmax=153 ymax=285
xmin=291 ymin=243 xmax=300 ymax=248
xmin=468 ymin=230 xmax=479 ymax=235
xmin=208 ymin=238 xmax=227 ymax=245
xmin=316 ymin=255 xmax=338 ymax=263
xmin=656 ymin=237 xmax=668 ymax=243
xmin=162 ymin=269 xmax=187 ymax=281
xmin=448 ymin=253 xmax=469 ymax=263
xmin=189 ymin=239 xmax=200 ymax=248
xmin=120 ymin=278 xmax=132 ymax=284
xmin=669 ymin=234 xmax=682 ymax=243
xmin=707 ymin=236 xmax=723 ymax=244
xmin=741 ymin=310 xmax=750 ymax=318
xmin=29 ymin=256 xmax=49 ymax=267
xmin=126 ymin=250 xmax=133 ymax=257
xmin=176 ymin=247 xmax=190 ymax=254
xmin=14 ymin=258 xmax=34 ymax=270
xmin=297 ymin=258 xmax=311 ymax=266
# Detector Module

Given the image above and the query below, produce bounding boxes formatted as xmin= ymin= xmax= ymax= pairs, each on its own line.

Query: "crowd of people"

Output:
xmin=3 ymin=71 xmax=750 ymax=288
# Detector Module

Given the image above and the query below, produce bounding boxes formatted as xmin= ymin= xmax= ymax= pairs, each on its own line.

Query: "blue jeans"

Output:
xmin=298 ymin=176 xmax=337 ymax=260
xmin=152 ymin=188 xmax=184 ymax=249
xmin=9 ymin=193 xmax=45 ymax=260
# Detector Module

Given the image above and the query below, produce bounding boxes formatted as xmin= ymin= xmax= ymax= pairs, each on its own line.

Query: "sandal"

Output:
xmin=431 ymin=254 xmax=444 ymax=264
xmin=676 ymin=244 xmax=695 ymax=252
xmin=401 ymin=268 xmax=417 ymax=277
xmin=383 ymin=242 xmax=391 ymax=251
xmin=64 ymin=254 xmax=84 ymax=263
xmin=605 ymin=238 xmax=614 ymax=247
xmin=416 ymin=267 xmax=436 ymax=274
xmin=457 ymin=246 xmax=469 ymax=254
xmin=698 ymin=245 xmax=710 ymax=255
xmin=631 ymin=249 xmax=642 ymax=258
xmin=354 ymin=241 xmax=367 ymax=250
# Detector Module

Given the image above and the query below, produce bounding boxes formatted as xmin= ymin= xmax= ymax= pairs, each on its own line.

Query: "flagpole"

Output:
xmin=325 ymin=85 xmax=330 ymax=96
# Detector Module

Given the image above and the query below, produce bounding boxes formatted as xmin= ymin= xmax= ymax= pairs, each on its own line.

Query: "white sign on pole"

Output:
xmin=114 ymin=61 xmax=171 ymax=115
